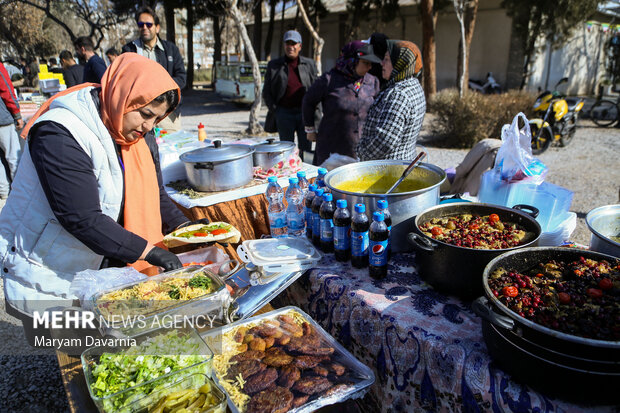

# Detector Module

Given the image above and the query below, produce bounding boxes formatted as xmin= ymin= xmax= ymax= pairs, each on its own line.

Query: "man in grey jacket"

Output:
xmin=263 ymin=30 xmax=317 ymax=161
xmin=0 ymin=62 xmax=22 ymax=199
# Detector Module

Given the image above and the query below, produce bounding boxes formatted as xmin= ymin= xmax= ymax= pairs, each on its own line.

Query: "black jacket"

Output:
xmin=122 ymin=38 xmax=187 ymax=89
xmin=262 ymin=55 xmax=317 ymax=111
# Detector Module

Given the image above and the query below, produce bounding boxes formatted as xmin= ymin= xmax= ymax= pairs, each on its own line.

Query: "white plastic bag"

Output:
xmin=319 ymin=153 xmax=358 ymax=171
xmin=494 ymin=113 xmax=547 ymax=183
xmin=70 ymin=267 xmax=146 ymax=310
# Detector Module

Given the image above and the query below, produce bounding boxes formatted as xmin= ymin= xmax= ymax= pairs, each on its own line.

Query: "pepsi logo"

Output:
xmin=372 ymin=244 xmax=384 ymax=255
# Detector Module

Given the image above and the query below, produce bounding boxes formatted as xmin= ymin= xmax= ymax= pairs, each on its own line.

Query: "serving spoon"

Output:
xmin=385 ymin=151 xmax=427 ymax=195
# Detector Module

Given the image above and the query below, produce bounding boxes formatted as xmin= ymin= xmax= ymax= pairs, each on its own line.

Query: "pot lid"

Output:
xmin=254 ymin=138 xmax=296 ymax=154
xmin=180 ymin=140 xmax=254 ymax=163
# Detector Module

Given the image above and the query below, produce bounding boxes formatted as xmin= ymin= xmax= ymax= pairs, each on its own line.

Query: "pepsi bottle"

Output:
xmin=311 ymin=188 xmax=325 ymax=246
xmin=369 ymin=212 xmax=389 ymax=279
xmin=333 ymin=199 xmax=351 ymax=262
xmin=319 ymin=193 xmax=335 ymax=252
xmin=350 ymin=204 xmax=369 ymax=268
xmin=377 ymin=199 xmax=392 ymax=259
xmin=304 ymin=184 xmax=317 ymax=239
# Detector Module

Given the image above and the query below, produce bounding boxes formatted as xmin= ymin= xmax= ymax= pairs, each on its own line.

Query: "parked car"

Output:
xmin=214 ymin=61 xmax=267 ymax=105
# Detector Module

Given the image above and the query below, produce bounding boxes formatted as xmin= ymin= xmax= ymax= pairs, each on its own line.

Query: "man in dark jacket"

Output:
xmin=74 ymin=37 xmax=107 ymax=83
xmin=263 ymin=30 xmax=317 ymax=161
xmin=59 ymin=50 xmax=84 ymax=87
xmin=0 ymin=62 xmax=22 ymax=199
xmin=122 ymin=6 xmax=186 ymax=131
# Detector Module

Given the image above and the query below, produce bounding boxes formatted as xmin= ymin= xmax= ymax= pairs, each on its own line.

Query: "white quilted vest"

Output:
xmin=0 ymin=87 xmax=124 ymax=316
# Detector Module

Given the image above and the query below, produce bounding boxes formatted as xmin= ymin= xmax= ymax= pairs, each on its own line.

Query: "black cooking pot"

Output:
xmin=407 ymin=203 xmax=541 ymax=299
xmin=473 ymin=247 xmax=620 ymax=404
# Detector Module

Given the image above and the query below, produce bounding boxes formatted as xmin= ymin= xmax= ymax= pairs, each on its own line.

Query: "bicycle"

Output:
xmin=589 ymin=92 xmax=620 ymax=127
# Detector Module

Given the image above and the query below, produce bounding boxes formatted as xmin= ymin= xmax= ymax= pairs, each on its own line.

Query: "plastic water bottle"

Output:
xmin=316 ymin=167 xmax=328 ymax=189
xmin=319 ymin=193 xmax=335 ymax=252
xmin=304 ymin=184 xmax=317 ymax=239
xmin=285 ymin=177 xmax=305 ymax=237
xmin=265 ymin=176 xmax=287 ymax=237
xmin=333 ymin=199 xmax=351 ymax=262
xmin=376 ymin=199 xmax=392 ymax=259
xmin=297 ymin=171 xmax=309 ymax=196
xmin=351 ymin=204 xmax=369 ymax=268
xmin=369 ymin=212 xmax=389 ymax=279
xmin=311 ymin=188 xmax=325 ymax=246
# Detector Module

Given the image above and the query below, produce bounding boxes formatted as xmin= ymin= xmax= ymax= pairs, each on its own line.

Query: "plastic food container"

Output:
xmin=236 ymin=237 xmax=322 ymax=274
xmin=201 ymin=306 xmax=375 ymax=413
xmin=91 ymin=265 xmax=232 ymax=337
xmin=82 ymin=326 xmax=213 ymax=413
xmin=122 ymin=373 xmax=227 ymax=413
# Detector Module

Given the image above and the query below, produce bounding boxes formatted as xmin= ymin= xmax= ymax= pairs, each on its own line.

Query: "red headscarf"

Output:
xmin=22 ymin=53 xmax=180 ymax=273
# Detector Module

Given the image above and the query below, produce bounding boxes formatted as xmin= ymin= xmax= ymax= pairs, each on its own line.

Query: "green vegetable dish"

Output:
xmin=85 ymin=330 xmax=211 ymax=412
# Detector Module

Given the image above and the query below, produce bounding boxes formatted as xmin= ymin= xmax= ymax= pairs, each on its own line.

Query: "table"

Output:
xmin=274 ymin=252 xmax=612 ymax=413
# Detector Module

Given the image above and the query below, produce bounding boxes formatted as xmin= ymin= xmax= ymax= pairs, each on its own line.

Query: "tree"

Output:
xmin=296 ymin=0 xmax=325 ymax=75
xmin=419 ymin=0 xmax=442 ymax=100
xmin=0 ymin=2 xmax=57 ymax=57
xmin=453 ymin=0 xmax=478 ymax=97
xmin=264 ymin=0 xmax=277 ymax=60
xmin=253 ymin=0 xmax=262 ymax=60
xmin=502 ymin=0 xmax=602 ymax=89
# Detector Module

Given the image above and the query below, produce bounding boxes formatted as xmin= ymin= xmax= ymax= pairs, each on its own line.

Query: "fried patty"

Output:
xmin=247 ymin=386 xmax=293 ymax=413
xmin=244 ymin=367 xmax=278 ymax=395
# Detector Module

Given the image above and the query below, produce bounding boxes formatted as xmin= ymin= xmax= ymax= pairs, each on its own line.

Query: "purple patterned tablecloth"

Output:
xmin=274 ymin=252 xmax=613 ymax=412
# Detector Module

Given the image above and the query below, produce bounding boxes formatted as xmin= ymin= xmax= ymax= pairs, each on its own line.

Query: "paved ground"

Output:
xmin=0 ymin=87 xmax=618 ymax=411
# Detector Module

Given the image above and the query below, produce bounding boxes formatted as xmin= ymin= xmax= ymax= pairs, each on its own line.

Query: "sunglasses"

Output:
xmin=137 ymin=22 xmax=154 ymax=28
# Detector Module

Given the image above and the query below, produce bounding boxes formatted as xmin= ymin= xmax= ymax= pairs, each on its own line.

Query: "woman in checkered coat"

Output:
xmin=355 ymin=40 xmax=425 ymax=161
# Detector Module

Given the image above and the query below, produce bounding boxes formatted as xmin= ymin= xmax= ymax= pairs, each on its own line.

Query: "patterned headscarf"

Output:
xmin=335 ymin=40 xmax=366 ymax=79
xmin=385 ymin=40 xmax=423 ymax=88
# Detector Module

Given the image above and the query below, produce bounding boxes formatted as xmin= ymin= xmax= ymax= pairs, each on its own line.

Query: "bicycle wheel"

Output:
xmin=530 ymin=123 xmax=552 ymax=155
xmin=589 ymin=100 xmax=619 ymax=127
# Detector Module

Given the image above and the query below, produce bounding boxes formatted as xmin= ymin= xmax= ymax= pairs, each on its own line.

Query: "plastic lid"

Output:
xmin=180 ymin=142 xmax=254 ymax=163
xmin=315 ymin=188 xmax=325 ymax=196
xmin=240 ymin=237 xmax=321 ymax=267
xmin=318 ymin=167 xmax=328 ymax=176
xmin=322 ymin=193 xmax=333 ymax=202
xmin=289 ymin=177 xmax=299 ymax=184
xmin=336 ymin=199 xmax=347 ymax=208
xmin=198 ymin=122 xmax=204 ymax=129
xmin=308 ymin=184 xmax=318 ymax=191
xmin=254 ymin=139 xmax=296 ymax=154
xmin=377 ymin=199 xmax=388 ymax=209
xmin=373 ymin=212 xmax=385 ymax=221
xmin=297 ymin=171 xmax=306 ymax=178
xmin=355 ymin=203 xmax=365 ymax=213
xmin=268 ymin=176 xmax=277 ymax=183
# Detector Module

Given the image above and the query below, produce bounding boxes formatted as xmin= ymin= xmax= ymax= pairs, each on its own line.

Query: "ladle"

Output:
xmin=385 ymin=151 xmax=427 ymax=194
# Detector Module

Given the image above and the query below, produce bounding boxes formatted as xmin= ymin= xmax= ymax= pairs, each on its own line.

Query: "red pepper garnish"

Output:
xmin=193 ymin=232 xmax=209 ymax=237
xmin=489 ymin=214 xmax=500 ymax=224
xmin=502 ymin=286 xmax=519 ymax=297
xmin=431 ymin=227 xmax=443 ymax=236
xmin=211 ymin=229 xmax=228 ymax=235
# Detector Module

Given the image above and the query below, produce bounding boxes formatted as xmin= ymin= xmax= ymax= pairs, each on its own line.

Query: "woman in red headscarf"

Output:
xmin=0 ymin=54 xmax=197 ymax=326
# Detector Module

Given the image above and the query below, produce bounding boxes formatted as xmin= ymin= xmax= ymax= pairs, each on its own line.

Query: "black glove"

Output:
xmin=176 ymin=218 xmax=210 ymax=230
xmin=145 ymin=247 xmax=183 ymax=272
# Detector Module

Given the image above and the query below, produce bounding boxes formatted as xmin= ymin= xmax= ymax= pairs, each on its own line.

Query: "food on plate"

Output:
xmin=96 ymin=269 xmax=217 ymax=317
xmin=419 ymin=213 xmax=531 ymax=249
xmin=88 ymin=331 xmax=209 ymax=412
xmin=488 ymin=256 xmax=620 ymax=340
xmin=207 ymin=311 xmax=355 ymax=412
xmin=163 ymin=222 xmax=241 ymax=247
xmin=147 ymin=380 xmax=222 ymax=413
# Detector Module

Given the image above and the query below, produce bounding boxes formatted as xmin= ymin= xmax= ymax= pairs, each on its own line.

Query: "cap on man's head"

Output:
xmin=283 ymin=30 xmax=302 ymax=44
xmin=356 ymin=44 xmax=382 ymax=64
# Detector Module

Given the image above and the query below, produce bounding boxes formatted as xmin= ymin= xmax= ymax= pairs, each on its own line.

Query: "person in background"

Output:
xmin=355 ymin=40 xmax=425 ymax=161
xmin=39 ymin=58 xmax=48 ymax=69
xmin=0 ymin=62 xmax=23 ymax=199
xmin=263 ymin=30 xmax=318 ymax=162
xmin=0 ymin=54 xmax=208 ymax=345
xmin=1 ymin=59 xmax=21 ymax=80
xmin=59 ymin=50 xmax=84 ymax=87
xmin=369 ymin=33 xmax=389 ymax=88
xmin=302 ymin=41 xmax=380 ymax=166
xmin=122 ymin=6 xmax=186 ymax=132
xmin=106 ymin=48 xmax=119 ymax=65
xmin=48 ymin=57 xmax=63 ymax=74
xmin=74 ymin=36 xmax=107 ymax=83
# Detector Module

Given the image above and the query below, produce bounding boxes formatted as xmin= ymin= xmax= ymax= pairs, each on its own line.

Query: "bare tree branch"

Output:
xmin=296 ymin=0 xmax=324 ymax=75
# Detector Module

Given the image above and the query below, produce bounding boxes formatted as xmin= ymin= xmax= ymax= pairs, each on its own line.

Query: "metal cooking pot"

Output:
xmin=586 ymin=204 xmax=620 ymax=258
xmin=325 ymin=160 xmax=446 ymax=253
xmin=253 ymin=138 xmax=296 ymax=170
xmin=407 ymin=203 xmax=541 ymax=299
xmin=472 ymin=247 xmax=620 ymax=404
xmin=180 ymin=140 xmax=255 ymax=192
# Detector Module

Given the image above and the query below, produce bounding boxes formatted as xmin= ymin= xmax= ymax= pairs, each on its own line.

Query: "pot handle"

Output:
xmin=217 ymin=259 xmax=241 ymax=280
xmin=407 ymin=232 xmax=435 ymax=253
xmin=471 ymin=296 xmax=515 ymax=330
xmin=512 ymin=204 xmax=540 ymax=219
xmin=194 ymin=162 xmax=214 ymax=170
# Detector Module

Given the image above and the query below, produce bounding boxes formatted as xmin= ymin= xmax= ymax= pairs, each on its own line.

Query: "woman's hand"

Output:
xmin=141 ymin=244 xmax=183 ymax=271
xmin=306 ymin=132 xmax=317 ymax=142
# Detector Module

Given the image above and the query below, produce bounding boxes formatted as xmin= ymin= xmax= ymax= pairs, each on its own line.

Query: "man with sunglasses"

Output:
xmin=122 ymin=6 xmax=186 ymax=131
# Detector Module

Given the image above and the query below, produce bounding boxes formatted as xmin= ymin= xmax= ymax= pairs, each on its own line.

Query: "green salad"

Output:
xmin=89 ymin=331 xmax=210 ymax=412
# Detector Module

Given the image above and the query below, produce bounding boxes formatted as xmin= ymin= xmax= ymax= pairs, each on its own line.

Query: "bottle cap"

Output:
xmin=288 ymin=177 xmax=299 ymax=184
xmin=373 ymin=211 xmax=385 ymax=221
xmin=336 ymin=199 xmax=347 ymax=208
xmin=267 ymin=176 xmax=277 ymax=183
xmin=297 ymin=171 xmax=306 ymax=178
xmin=354 ymin=203 xmax=365 ymax=213
xmin=322 ymin=193 xmax=333 ymax=202
xmin=318 ymin=167 xmax=328 ymax=176
xmin=315 ymin=188 xmax=325 ymax=197
xmin=308 ymin=184 xmax=318 ymax=192
xmin=377 ymin=199 xmax=388 ymax=209
xmin=198 ymin=123 xmax=204 ymax=129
